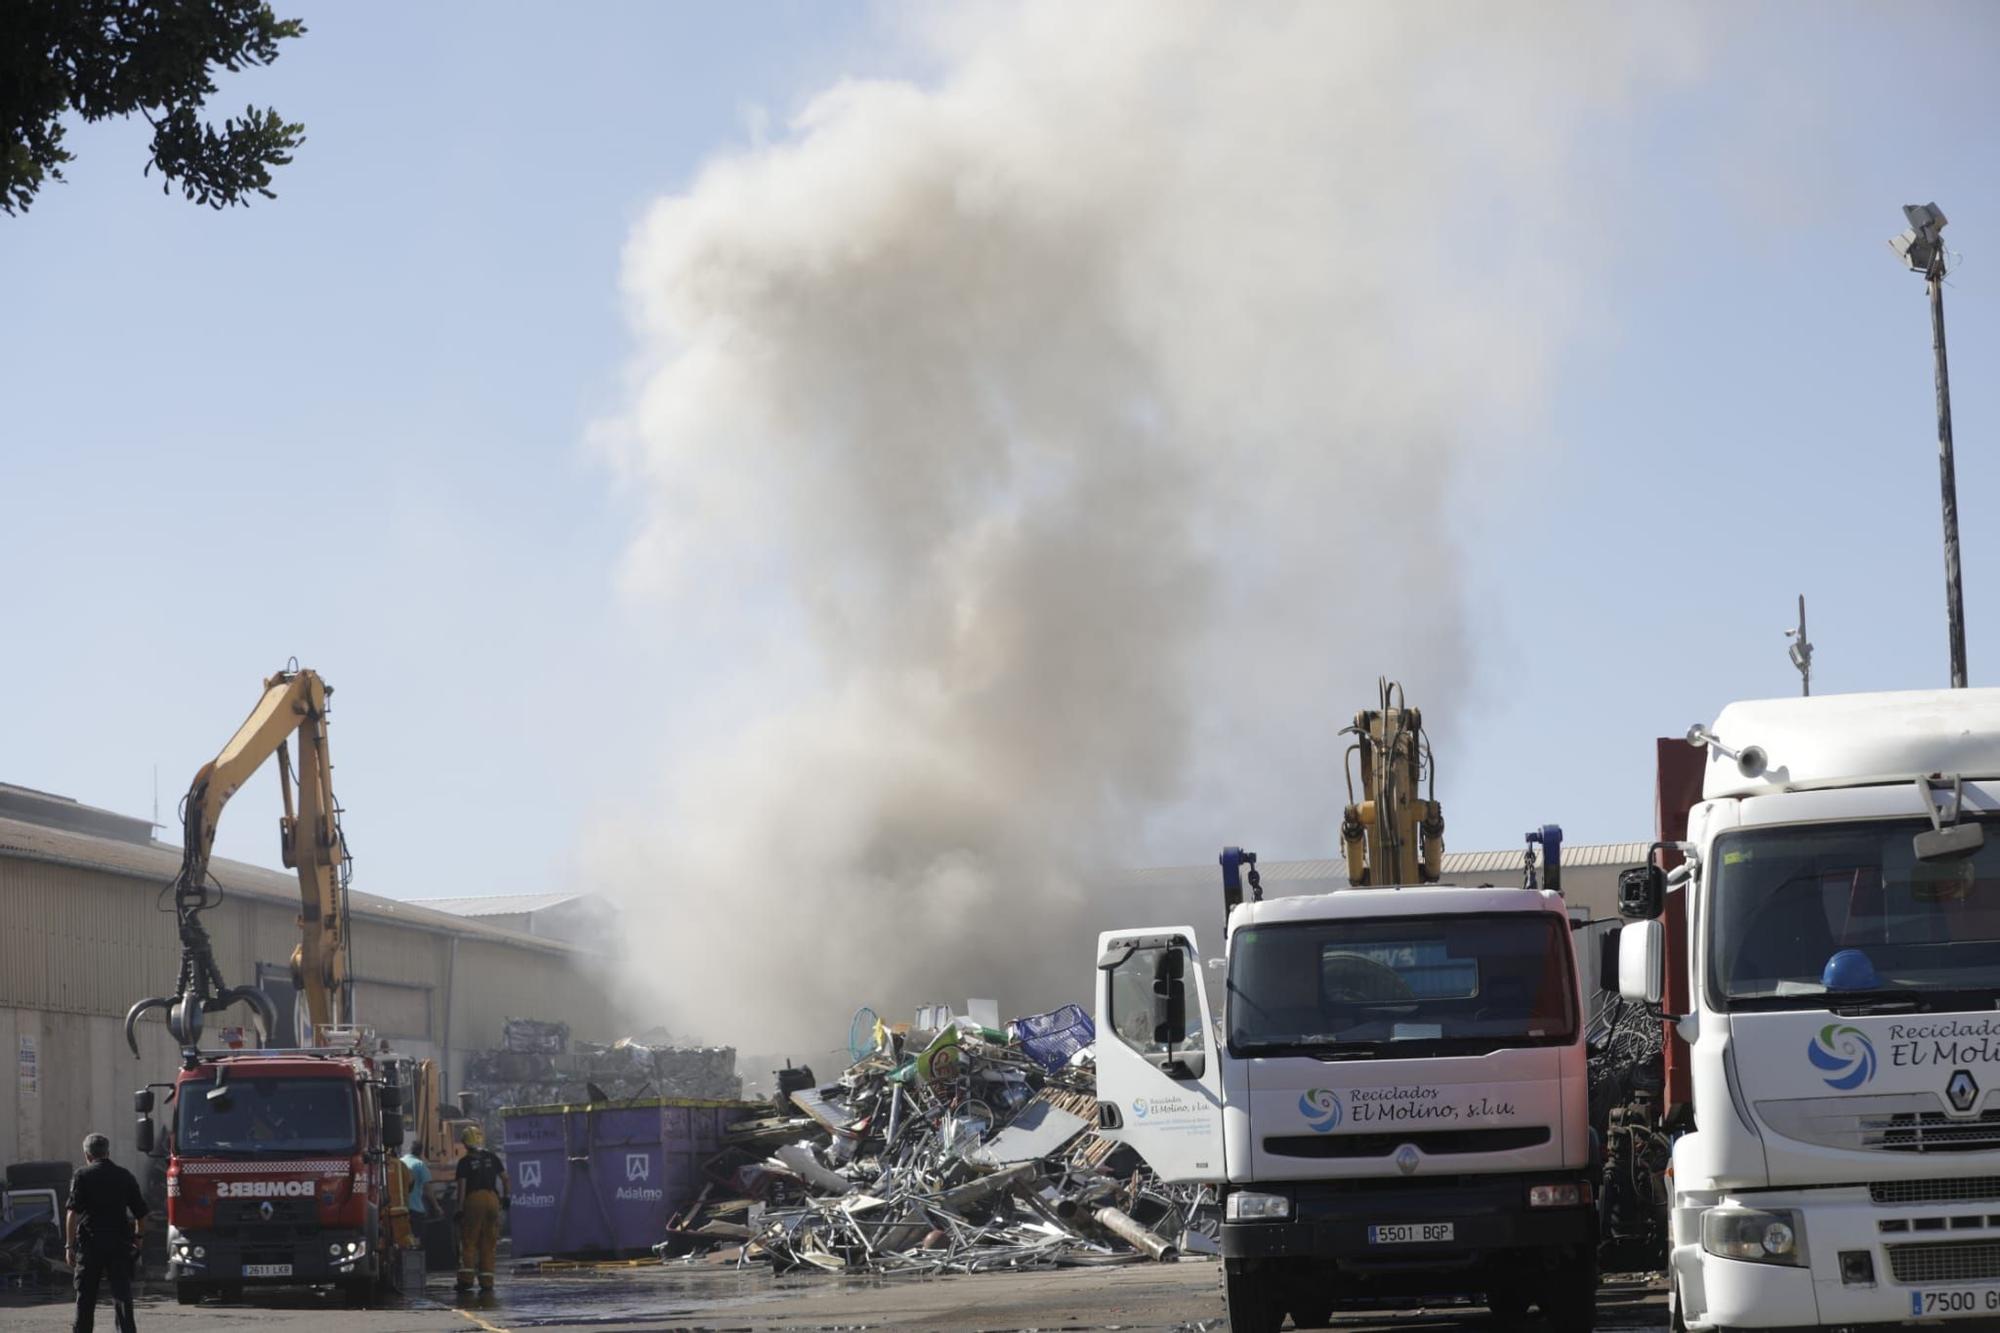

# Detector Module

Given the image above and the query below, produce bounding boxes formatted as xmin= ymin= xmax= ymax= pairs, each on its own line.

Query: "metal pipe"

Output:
xmin=1092 ymin=1205 xmax=1178 ymax=1261
xmin=1929 ymin=265 xmax=1969 ymax=688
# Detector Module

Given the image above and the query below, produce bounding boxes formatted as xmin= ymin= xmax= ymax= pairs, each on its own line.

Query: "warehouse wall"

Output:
xmin=1 ymin=849 xmax=628 ymax=1169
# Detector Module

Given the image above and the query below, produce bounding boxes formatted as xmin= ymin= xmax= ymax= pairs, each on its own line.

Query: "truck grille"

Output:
xmin=1759 ymin=1095 xmax=2000 ymax=1153
xmin=1264 ymin=1127 xmax=1550 ymax=1159
xmin=1870 ymin=1112 xmax=2000 ymax=1154
xmin=1873 ymin=1177 xmax=2000 ymax=1206
xmin=1888 ymin=1239 xmax=2000 ymax=1285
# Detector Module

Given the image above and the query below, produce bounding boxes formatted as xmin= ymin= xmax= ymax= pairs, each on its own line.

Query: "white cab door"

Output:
xmin=1092 ymin=926 xmax=1225 ymax=1183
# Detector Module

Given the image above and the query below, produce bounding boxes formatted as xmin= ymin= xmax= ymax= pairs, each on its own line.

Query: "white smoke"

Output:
xmin=586 ymin=3 xmax=1700 ymax=1049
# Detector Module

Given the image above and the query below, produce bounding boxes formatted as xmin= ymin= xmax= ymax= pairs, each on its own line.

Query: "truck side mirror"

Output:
xmin=379 ymin=1083 xmax=403 ymax=1112
xmin=136 ymin=1118 xmax=155 ymax=1155
xmin=134 ymin=1089 xmax=154 ymax=1114
xmin=1618 ymin=919 xmax=1665 ymax=1005
xmin=1618 ymin=864 xmax=1665 ymax=919
xmin=1151 ymin=948 xmax=1187 ymax=1046
xmin=382 ymin=1112 xmax=405 ymax=1152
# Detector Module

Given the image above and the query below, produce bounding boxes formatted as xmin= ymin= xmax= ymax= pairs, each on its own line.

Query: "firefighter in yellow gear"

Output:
xmin=454 ymin=1124 xmax=509 ymax=1293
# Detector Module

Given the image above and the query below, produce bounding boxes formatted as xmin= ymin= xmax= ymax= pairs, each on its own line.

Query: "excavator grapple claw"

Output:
xmin=124 ymin=996 xmax=174 ymax=1057
xmin=217 ymin=985 xmax=278 ymax=1045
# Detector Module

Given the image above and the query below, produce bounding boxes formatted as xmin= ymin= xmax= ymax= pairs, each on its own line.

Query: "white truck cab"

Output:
xmin=1097 ymin=880 xmax=1597 ymax=1331
xmin=1620 ymin=687 xmax=2000 ymax=1331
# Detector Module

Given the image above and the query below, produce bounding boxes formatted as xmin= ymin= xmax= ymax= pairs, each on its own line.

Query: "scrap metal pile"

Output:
xmin=656 ymin=1004 xmax=1213 ymax=1275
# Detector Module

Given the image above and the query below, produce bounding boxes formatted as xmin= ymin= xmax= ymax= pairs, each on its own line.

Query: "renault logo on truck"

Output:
xmin=1808 ymin=1023 xmax=1877 ymax=1090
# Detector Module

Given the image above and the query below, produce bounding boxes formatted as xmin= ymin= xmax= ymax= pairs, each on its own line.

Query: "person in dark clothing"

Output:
xmin=454 ymin=1125 xmax=509 ymax=1293
xmin=65 ymin=1133 xmax=146 ymax=1333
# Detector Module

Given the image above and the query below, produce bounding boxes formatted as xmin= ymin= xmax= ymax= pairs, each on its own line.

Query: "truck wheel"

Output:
xmin=1537 ymin=1254 xmax=1598 ymax=1333
xmin=1223 ymin=1259 xmax=1285 ymax=1333
xmin=174 ymin=1282 xmax=206 ymax=1305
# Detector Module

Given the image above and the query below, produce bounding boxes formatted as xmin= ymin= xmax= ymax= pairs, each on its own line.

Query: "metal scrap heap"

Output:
xmin=658 ymin=1004 xmax=1213 ymax=1275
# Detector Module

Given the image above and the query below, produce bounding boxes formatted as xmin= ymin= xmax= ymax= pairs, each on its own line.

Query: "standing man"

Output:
xmin=65 ymin=1133 xmax=146 ymax=1333
xmin=453 ymin=1125 xmax=509 ymax=1295
xmin=400 ymin=1146 xmax=436 ymax=1258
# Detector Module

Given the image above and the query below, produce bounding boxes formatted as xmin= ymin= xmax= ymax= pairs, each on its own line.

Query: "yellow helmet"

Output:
xmin=460 ymin=1125 xmax=484 ymax=1148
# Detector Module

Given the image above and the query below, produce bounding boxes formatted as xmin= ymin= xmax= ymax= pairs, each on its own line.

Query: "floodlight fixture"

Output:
xmin=1890 ymin=202 xmax=1948 ymax=274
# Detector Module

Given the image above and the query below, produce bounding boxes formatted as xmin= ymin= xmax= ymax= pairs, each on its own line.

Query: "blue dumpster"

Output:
xmin=499 ymin=1098 xmax=760 ymax=1258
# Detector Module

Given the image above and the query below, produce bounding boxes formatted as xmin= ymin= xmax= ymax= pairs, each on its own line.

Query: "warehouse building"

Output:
xmin=0 ymin=783 xmax=631 ymax=1169
xmin=1122 ymin=840 xmax=1646 ymax=920
xmin=406 ymin=891 xmax=620 ymax=953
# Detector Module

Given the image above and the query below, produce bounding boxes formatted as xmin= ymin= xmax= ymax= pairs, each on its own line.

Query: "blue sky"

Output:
xmin=2 ymin=2 xmax=1998 ymax=906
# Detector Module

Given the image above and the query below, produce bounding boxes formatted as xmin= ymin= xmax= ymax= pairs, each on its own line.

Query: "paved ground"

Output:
xmin=2 ymin=1262 xmax=1668 ymax=1331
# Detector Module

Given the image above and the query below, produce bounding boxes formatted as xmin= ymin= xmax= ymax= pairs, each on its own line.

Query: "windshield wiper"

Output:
xmin=1827 ymin=987 xmax=2000 ymax=1016
xmin=1231 ymin=1037 xmax=1380 ymax=1058
xmin=1732 ymin=987 xmax=2000 ymax=1015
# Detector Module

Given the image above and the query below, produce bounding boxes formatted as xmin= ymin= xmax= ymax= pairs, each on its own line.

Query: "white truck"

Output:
xmin=1618 ymin=687 xmax=2000 ymax=1330
xmin=1095 ymin=875 xmax=1599 ymax=1331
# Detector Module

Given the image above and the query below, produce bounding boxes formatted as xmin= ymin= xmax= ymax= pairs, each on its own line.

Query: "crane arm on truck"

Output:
xmin=1339 ymin=677 xmax=1444 ymax=886
xmin=124 ymin=666 xmax=354 ymax=1056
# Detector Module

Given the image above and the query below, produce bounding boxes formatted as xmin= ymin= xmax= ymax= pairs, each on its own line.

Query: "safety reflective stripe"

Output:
xmin=178 ymin=1160 xmax=349 ymax=1175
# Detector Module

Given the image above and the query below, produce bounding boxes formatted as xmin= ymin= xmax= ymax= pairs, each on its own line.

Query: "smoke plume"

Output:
xmin=587 ymin=3 xmax=1698 ymax=1050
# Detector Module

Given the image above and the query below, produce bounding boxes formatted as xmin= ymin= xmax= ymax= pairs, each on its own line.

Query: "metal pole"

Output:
xmin=1928 ymin=259 xmax=1969 ymax=688
xmin=1787 ymin=594 xmax=1812 ymax=696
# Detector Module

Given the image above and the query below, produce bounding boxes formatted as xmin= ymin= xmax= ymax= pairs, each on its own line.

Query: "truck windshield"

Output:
xmin=1710 ymin=819 xmax=2000 ymax=1009
xmin=1226 ymin=913 xmax=1576 ymax=1056
xmin=176 ymin=1077 xmax=358 ymax=1155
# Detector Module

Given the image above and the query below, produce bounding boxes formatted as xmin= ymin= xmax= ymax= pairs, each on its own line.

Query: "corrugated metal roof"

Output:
xmin=1439 ymin=841 xmax=1651 ymax=875
xmin=1124 ymin=842 xmax=1648 ymax=888
xmin=0 ymin=814 xmax=577 ymax=954
xmin=406 ymin=893 xmax=589 ymax=916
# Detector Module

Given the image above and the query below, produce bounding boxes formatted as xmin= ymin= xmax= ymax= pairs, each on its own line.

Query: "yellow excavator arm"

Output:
xmin=1339 ymin=679 xmax=1445 ymax=887
xmin=125 ymin=666 xmax=354 ymax=1054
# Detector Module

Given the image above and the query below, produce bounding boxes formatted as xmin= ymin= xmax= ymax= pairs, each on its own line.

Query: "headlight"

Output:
xmin=193 ymin=1246 xmax=206 ymax=1258
xmin=1226 ymin=1190 xmax=1291 ymax=1221
xmin=329 ymin=1242 xmax=343 ymax=1255
xmin=1703 ymin=1207 xmax=1806 ymax=1266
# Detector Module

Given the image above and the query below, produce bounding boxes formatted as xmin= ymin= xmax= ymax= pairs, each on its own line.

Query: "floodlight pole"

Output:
xmin=1924 ymin=250 xmax=1969 ymax=688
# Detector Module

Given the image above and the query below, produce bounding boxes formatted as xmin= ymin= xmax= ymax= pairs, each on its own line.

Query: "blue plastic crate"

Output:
xmin=1009 ymin=1004 xmax=1095 ymax=1072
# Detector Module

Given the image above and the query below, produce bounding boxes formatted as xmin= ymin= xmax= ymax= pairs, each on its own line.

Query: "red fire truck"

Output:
xmin=138 ymin=1030 xmax=413 ymax=1304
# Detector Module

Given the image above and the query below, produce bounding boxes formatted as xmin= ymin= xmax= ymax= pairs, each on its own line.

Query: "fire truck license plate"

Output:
xmin=242 ymin=1264 xmax=292 ymax=1277
xmin=1368 ymin=1223 xmax=1453 ymax=1245
xmin=1913 ymin=1288 xmax=2000 ymax=1318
